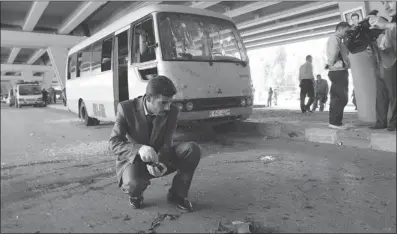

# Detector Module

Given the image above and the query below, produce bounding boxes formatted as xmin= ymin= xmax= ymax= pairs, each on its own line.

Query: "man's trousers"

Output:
xmin=121 ymin=142 xmax=201 ymax=199
xmin=328 ymin=70 xmax=349 ymax=126
xmin=375 ymin=62 xmax=397 ymax=128
xmin=300 ymin=79 xmax=315 ymax=112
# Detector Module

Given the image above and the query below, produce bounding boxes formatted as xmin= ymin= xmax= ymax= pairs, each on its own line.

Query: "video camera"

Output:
xmin=344 ymin=10 xmax=385 ymax=54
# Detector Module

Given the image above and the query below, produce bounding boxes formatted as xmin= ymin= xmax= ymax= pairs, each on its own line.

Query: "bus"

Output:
xmin=66 ymin=4 xmax=253 ymax=126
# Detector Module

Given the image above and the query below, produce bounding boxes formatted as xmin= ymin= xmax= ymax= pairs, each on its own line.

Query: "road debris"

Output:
xmin=260 ymin=156 xmax=276 ymax=164
xmin=137 ymin=213 xmax=180 ymax=234
xmin=213 ymin=219 xmax=253 ymax=233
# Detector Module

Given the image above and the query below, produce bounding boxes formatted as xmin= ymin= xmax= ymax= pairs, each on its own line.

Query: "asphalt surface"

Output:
xmin=1 ymin=103 xmax=396 ymax=233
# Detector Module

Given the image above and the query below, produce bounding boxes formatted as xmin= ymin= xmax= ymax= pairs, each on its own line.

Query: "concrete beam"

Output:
xmin=6 ymin=2 xmax=49 ymax=65
xmin=23 ymin=1 xmax=50 ymax=31
xmin=237 ymin=2 xmax=338 ymax=30
xmin=1 ymin=75 xmax=43 ymax=81
xmin=27 ymin=49 xmax=47 ymax=65
xmin=190 ymin=1 xmax=220 ymax=9
xmin=1 ymin=30 xmax=85 ymax=49
xmin=224 ymin=1 xmax=280 ymax=18
xmin=1 ymin=64 xmax=53 ymax=73
xmin=241 ymin=11 xmax=340 ymax=37
xmin=243 ymin=19 xmax=339 ymax=43
xmin=93 ymin=1 xmax=161 ymax=34
xmin=58 ymin=1 xmax=107 ymax=34
xmin=246 ymin=31 xmax=333 ymax=51
xmin=7 ymin=48 xmax=21 ymax=64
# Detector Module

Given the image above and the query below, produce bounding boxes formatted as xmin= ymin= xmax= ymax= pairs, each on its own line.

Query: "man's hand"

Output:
xmin=139 ymin=145 xmax=158 ymax=163
xmin=146 ymin=162 xmax=167 ymax=177
xmin=368 ymin=15 xmax=391 ymax=30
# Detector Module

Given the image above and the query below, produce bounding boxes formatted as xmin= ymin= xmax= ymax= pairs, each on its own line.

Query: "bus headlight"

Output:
xmin=240 ymin=98 xmax=246 ymax=106
xmin=246 ymin=97 xmax=252 ymax=105
xmin=175 ymin=103 xmax=183 ymax=110
xmin=186 ymin=102 xmax=194 ymax=111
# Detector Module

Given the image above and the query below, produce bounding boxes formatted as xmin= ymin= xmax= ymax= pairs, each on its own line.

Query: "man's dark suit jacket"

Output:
xmin=109 ymin=96 xmax=179 ymax=187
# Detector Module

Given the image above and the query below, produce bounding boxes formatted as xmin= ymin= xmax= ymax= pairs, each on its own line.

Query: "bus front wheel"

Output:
xmin=79 ymin=101 xmax=96 ymax=126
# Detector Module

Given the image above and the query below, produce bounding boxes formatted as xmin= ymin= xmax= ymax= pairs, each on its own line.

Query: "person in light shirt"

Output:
xmin=325 ymin=22 xmax=351 ymax=130
xmin=298 ymin=55 xmax=315 ymax=113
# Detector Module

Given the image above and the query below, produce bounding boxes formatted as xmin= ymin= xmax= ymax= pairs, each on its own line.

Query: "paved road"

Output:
xmin=1 ymin=103 xmax=396 ymax=233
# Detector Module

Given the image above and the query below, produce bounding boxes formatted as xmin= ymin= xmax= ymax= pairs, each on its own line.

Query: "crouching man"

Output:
xmin=109 ymin=75 xmax=201 ymax=212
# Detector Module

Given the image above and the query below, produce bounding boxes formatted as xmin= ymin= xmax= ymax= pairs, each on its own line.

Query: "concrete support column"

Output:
xmin=42 ymin=72 xmax=54 ymax=90
xmin=47 ymin=47 xmax=68 ymax=89
xmin=338 ymin=2 xmax=377 ymax=123
xmin=21 ymin=71 xmax=34 ymax=81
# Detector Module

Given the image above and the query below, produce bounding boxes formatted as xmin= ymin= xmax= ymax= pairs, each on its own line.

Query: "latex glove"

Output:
xmin=146 ymin=162 xmax=167 ymax=177
xmin=139 ymin=145 xmax=158 ymax=163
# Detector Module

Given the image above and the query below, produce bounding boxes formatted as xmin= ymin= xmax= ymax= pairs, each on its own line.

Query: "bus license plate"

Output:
xmin=209 ymin=109 xmax=231 ymax=118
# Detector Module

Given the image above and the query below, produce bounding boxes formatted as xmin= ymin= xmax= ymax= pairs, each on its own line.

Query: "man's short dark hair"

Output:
xmin=306 ymin=55 xmax=312 ymax=61
xmin=317 ymin=74 xmax=321 ymax=78
xmin=146 ymin=75 xmax=177 ymax=98
xmin=351 ymin=13 xmax=360 ymax=19
xmin=335 ymin=21 xmax=350 ymax=31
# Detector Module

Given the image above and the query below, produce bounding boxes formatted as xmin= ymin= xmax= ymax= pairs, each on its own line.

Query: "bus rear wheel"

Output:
xmin=79 ymin=101 xmax=98 ymax=126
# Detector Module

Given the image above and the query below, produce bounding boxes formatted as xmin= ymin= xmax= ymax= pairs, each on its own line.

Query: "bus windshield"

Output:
xmin=19 ymin=86 xmax=42 ymax=96
xmin=158 ymin=12 xmax=247 ymax=63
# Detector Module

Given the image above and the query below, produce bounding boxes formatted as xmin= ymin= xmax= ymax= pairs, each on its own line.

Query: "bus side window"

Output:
xmin=131 ymin=17 xmax=156 ymax=64
xmin=78 ymin=46 xmax=92 ymax=77
xmin=67 ymin=57 xmax=71 ymax=80
xmin=76 ymin=52 xmax=82 ymax=78
xmin=69 ymin=54 xmax=77 ymax=79
xmin=101 ymin=38 xmax=113 ymax=72
xmin=91 ymin=41 xmax=102 ymax=73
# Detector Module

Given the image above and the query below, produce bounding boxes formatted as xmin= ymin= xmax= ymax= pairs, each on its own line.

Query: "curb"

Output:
xmin=236 ymin=121 xmax=396 ymax=153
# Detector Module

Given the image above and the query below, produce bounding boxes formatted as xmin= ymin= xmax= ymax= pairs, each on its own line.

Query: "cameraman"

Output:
xmin=367 ymin=1 xmax=396 ymax=131
xmin=325 ymin=22 xmax=351 ymax=130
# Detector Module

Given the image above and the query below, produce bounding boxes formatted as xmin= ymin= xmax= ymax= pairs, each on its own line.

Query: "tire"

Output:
xmin=79 ymin=101 xmax=95 ymax=126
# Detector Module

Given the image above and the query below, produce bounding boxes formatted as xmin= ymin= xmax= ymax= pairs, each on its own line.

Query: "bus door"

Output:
xmin=113 ymin=26 xmax=130 ymax=109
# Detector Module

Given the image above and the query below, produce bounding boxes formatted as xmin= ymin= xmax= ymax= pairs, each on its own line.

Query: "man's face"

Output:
xmin=317 ymin=76 xmax=322 ymax=81
xmin=383 ymin=1 xmax=396 ymax=17
xmin=307 ymin=57 xmax=312 ymax=63
xmin=351 ymin=16 xmax=359 ymax=25
xmin=338 ymin=26 xmax=350 ymax=36
xmin=148 ymin=94 xmax=173 ymax=116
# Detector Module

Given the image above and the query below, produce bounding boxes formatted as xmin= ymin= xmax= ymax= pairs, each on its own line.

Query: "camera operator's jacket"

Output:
xmin=376 ymin=23 xmax=396 ymax=69
xmin=108 ymin=96 xmax=179 ymax=187
xmin=326 ymin=33 xmax=351 ymax=71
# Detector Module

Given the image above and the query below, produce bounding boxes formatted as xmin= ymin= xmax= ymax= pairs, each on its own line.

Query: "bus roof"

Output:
xmin=69 ymin=4 xmax=233 ymax=55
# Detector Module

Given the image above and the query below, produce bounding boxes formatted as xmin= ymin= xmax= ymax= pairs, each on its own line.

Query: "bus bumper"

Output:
xmin=177 ymin=106 xmax=253 ymax=126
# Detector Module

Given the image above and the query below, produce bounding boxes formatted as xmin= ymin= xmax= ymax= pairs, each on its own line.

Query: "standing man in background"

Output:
xmin=267 ymin=87 xmax=273 ymax=107
xmin=326 ymin=22 xmax=351 ymax=129
xmin=312 ymin=74 xmax=329 ymax=112
xmin=273 ymin=89 xmax=278 ymax=106
xmin=298 ymin=55 xmax=315 ymax=113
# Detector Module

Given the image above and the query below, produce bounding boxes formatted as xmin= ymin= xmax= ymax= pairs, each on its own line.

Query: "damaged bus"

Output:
xmin=66 ymin=4 xmax=253 ymax=126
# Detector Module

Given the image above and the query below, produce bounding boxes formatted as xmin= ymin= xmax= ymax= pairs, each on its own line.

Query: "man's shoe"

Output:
xmin=329 ymin=124 xmax=348 ymax=130
xmin=129 ymin=196 xmax=143 ymax=209
xmin=167 ymin=192 xmax=193 ymax=212
xmin=387 ymin=125 xmax=396 ymax=131
xmin=369 ymin=124 xmax=386 ymax=130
